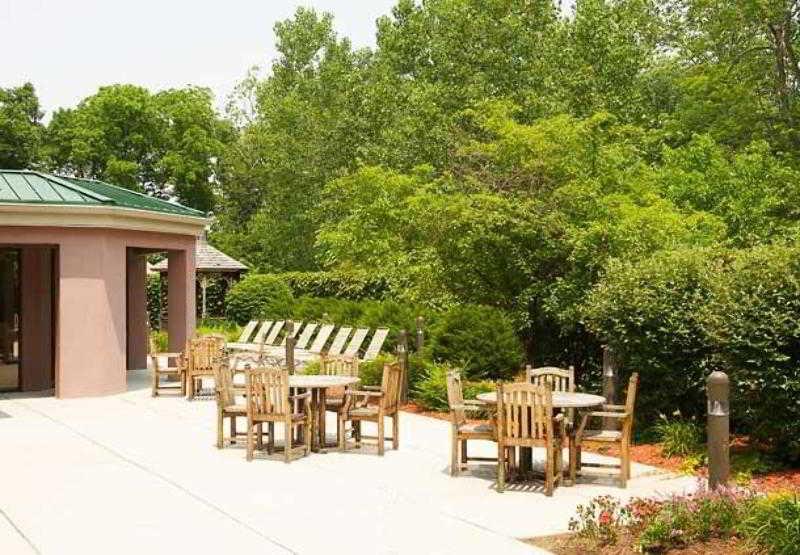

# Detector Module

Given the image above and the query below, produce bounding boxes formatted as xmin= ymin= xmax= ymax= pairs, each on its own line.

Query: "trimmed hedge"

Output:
xmin=276 ymin=270 xmax=389 ymax=300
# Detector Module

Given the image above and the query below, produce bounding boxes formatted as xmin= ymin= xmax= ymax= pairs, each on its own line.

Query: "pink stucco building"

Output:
xmin=0 ymin=170 xmax=207 ymax=397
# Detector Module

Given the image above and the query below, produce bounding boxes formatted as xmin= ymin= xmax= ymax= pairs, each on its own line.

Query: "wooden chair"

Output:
xmin=320 ymin=355 xmax=360 ymax=443
xmin=327 ymin=327 xmax=352 ymax=356
xmin=338 ymin=362 xmax=402 ymax=456
xmin=186 ymin=336 xmax=225 ymax=400
xmin=264 ymin=320 xmax=284 ymax=345
xmin=527 ymin=365 xmax=576 ymax=426
xmin=213 ymin=355 xmax=247 ymax=448
xmin=295 ymin=323 xmax=318 ymax=350
xmin=574 ymin=373 xmax=639 ymax=487
xmin=446 ymin=370 xmax=496 ymax=476
xmin=251 ymin=321 xmax=274 ymax=345
xmin=496 ymin=382 xmax=565 ymax=496
xmin=149 ymin=336 xmax=186 ymax=397
xmin=244 ymin=366 xmax=311 ymax=463
xmin=343 ymin=327 xmax=369 ymax=357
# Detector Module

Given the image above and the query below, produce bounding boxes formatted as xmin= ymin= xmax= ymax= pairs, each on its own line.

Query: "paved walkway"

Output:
xmin=0 ymin=371 xmax=697 ymax=555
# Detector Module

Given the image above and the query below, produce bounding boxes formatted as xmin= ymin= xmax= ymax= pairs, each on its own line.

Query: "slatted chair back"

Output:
xmin=343 ymin=327 xmax=369 ymax=357
xmin=203 ymin=334 xmax=227 ymax=351
xmin=327 ymin=327 xmax=352 ymax=355
xmin=496 ymin=382 xmax=554 ymax=446
xmin=380 ymin=362 xmax=404 ymax=413
xmin=309 ymin=324 xmax=335 ymax=354
xmin=252 ymin=321 xmax=273 ymax=344
xmin=526 ymin=366 xmax=574 ymax=393
xmin=295 ymin=323 xmax=318 ymax=350
xmin=264 ymin=320 xmax=284 ymax=345
xmin=189 ymin=336 xmax=223 ymax=374
xmin=362 ymin=328 xmax=389 ymax=361
xmin=446 ymin=370 xmax=467 ymax=427
xmin=245 ymin=367 xmax=290 ymax=418
xmin=280 ymin=321 xmax=303 ymax=346
xmin=215 ymin=357 xmax=237 ymax=407
xmin=237 ymin=320 xmax=259 ymax=344
xmin=319 ymin=354 xmax=359 ymax=377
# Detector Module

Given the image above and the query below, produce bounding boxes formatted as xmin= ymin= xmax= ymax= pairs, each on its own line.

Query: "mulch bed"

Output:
xmin=526 ymin=532 xmax=749 ymax=554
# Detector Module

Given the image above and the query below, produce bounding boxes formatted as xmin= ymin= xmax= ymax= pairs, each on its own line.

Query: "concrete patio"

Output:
xmin=0 ymin=370 xmax=698 ymax=555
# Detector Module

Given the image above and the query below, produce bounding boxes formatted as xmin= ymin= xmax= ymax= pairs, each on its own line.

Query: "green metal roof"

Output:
xmin=0 ymin=170 xmax=206 ymax=218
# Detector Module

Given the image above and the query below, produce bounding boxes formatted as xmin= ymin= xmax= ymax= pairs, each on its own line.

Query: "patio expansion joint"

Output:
xmin=0 ymin=505 xmax=41 ymax=554
xmin=9 ymin=399 xmax=299 ymax=555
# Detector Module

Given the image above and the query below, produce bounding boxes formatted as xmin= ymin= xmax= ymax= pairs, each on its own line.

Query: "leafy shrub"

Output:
xmin=740 ymin=493 xmax=800 ymax=555
xmin=428 ymin=304 xmax=523 ymax=381
xmin=413 ymin=363 xmax=494 ymax=412
xmin=654 ymin=413 xmax=704 ymax=458
xmin=225 ymin=274 xmax=294 ymax=324
xmin=706 ymin=245 xmax=800 ymax=462
xmin=150 ymin=330 xmax=168 ymax=352
xmin=196 ymin=319 xmax=241 ymax=343
xmin=276 ymin=270 xmax=388 ymax=300
xmin=569 ymin=495 xmax=631 ymax=546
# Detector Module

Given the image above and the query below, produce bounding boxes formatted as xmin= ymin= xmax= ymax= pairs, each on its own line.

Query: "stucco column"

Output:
xmin=167 ymin=248 xmax=195 ymax=352
xmin=20 ymin=247 xmax=54 ymax=391
xmin=58 ymin=235 xmax=126 ymax=397
xmin=126 ymin=250 xmax=148 ymax=370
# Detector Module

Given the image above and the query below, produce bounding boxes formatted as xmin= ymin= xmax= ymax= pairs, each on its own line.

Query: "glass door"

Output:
xmin=0 ymin=249 xmax=20 ymax=391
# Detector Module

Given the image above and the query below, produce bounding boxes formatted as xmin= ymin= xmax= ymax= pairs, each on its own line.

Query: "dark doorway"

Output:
xmin=0 ymin=248 xmax=20 ymax=391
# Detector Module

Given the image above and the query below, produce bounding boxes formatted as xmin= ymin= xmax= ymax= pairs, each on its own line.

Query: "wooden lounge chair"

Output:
xmin=327 ymin=327 xmax=352 ymax=356
xmin=338 ymin=362 xmax=402 ymax=456
xmin=295 ymin=323 xmax=318 ymax=350
xmin=264 ymin=320 xmax=284 ymax=345
xmin=279 ymin=321 xmax=303 ymax=345
xmin=362 ymin=328 xmax=389 ymax=361
xmin=244 ymin=366 xmax=311 ymax=463
xmin=251 ymin=321 xmax=274 ymax=345
xmin=150 ymin=337 xmax=186 ymax=397
xmin=446 ymin=370 xmax=496 ymax=475
xmin=236 ymin=320 xmax=259 ymax=344
xmin=496 ymin=382 xmax=565 ymax=496
xmin=307 ymin=324 xmax=335 ymax=354
xmin=343 ymin=327 xmax=369 ymax=357
xmin=214 ymin=356 xmax=247 ymax=448
xmin=574 ymin=373 xmax=639 ymax=487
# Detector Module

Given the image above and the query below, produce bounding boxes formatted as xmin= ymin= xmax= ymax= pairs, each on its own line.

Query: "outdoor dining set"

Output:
xmin=148 ymin=319 xmax=638 ymax=497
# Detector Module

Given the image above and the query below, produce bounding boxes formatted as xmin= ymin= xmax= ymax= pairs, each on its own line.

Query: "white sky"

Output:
xmin=0 ymin=0 xmax=398 ymax=117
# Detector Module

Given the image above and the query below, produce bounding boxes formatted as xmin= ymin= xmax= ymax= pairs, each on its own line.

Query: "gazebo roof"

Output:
xmin=0 ymin=170 xmax=205 ymax=218
xmin=152 ymin=237 xmax=248 ymax=273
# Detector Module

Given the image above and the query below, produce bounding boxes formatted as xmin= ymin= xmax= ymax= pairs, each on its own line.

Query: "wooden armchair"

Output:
xmin=574 ymin=373 xmax=639 ymax=487
xmin=320 ymin=355 xmax=360 ymax=445
xmin=245 ymin=367 xmax=311 ymax=463
xmin=496 ymin=382 xmax=565 ymax=496
xmin=446 ymin=370 xmax=496 ymax=476
xmin=338 ymin=362 xmax=402 ymax=456
xmin=527 ymin=365 xmax=576 ymax=423
xmin=149 ymin=335 xmax=186 ymax=397
xmin=213 ymin=355 xmax=247 ymax=449
xmin=186 ymin=336 xmax=225 ymax=400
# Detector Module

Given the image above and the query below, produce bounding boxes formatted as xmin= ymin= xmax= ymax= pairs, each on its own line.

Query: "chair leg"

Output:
xmin=620 ymin=442 xmax=630 ymax=488
xmin=497 ymin=441 xmax=506 ymax=493
xmin=450 ymin=428 xmax=459 ymax=476
xmin=392 ymin=413 xmax=399 ymax=450
xmin=461 ymin=440 xmax=468 ymax=467
xmin=338 ymin=417 xmax=347 ymax=452
xmin=354 ymin=421 xmax=361 ymax=448
xmin=180 ymin=374 xmax=186 ymax=397
xmin=231 ymin=416 xmax=237 ymax=440
xmin=152 ymin=371 xmax=158 ymax=397
xmin=304 ymin=416 xmax=312 ymax=455
xmin=216 ymin=409 xmax=224 ymax=449
xmin=246 ymin=419 xmax=254 ymax=461
xmin=256 ymin=423 xmax=263 ymax=450
xmin=268 ymin=422 xmax=275 ymax=455
xmin=284 ymin=420 xmax=292 ymax=463
xmin=378 ymin=416 xmax=385 ymax=456
xmin=568 ymin=436 xmax=577 ymax=485
xmin=545 ymin=447 xmax=554 ymax=497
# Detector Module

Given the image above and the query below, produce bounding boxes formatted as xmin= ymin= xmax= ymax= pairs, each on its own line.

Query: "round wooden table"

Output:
xmin=475 ymin=391 xmax=606 ymax=483
xmin=289 ymin=375 xmax=360 ymax=452
xmin=475 ymin=391 xmax=606 ymax=408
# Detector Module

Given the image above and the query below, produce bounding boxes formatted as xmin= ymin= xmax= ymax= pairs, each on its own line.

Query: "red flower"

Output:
xmin=598 ymin=511 xmax=613 ymax=526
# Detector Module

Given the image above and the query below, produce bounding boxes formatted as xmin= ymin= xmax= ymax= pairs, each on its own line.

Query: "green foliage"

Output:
xmin=654 ymin=413 xmax=704 ymax=458
xmin=740 ymin=493 xmax=800 ymax=555
xmin=150 ymin=330 xmax=168 ymax=353
xmin=196 ymin=319 xmax=241 ymax=343
xmin=276 ymin=270 xmax=388 ymax=300
xmin=225 ymin=274 xmax=294 ymax=325
xmin=0 ymin=83 xmax=43 ymax=169
xmin=428 ymin=305 xmax=524 ymax=381
xmin=568 ymin=495 xmax=630 ymax=547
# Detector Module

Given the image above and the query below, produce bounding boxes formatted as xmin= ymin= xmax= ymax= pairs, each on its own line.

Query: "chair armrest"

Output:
xmin=464 ymin=399 xmax=486 ymax=406
xmin=554 ymin=413 xmax=565 ymax=422
xmin=450 ymin=404 xmax=485 ymax=412
xmin=362 ymin=385 xmax=382 ymax=392
xmin=151 ymin=352 xmax=183 ymax=359
xmin=290 ymin=391 xmax=312 ymax=401
xmin=587 ymin=411 xmax=629 ymax=419
xmin=602 ymin=404 xmax=626 ymax=411
xmin=346 ymin=389 xmax=384 ymax=398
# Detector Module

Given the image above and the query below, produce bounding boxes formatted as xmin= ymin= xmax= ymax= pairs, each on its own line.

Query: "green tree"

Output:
xmin=0 ymin=83 xmax=43 ymax=169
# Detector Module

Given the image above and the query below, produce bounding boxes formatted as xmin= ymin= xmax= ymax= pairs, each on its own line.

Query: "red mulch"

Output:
xmin=527 ymin=532 xmax=748 ymax=554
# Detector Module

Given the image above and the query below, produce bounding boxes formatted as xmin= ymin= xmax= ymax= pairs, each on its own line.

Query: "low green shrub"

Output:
xmin=654 ymin=413 xmax=704 ymax=458
xmin=197 ymin=319 xmax=241 ymax=343
xmin=225 ymin=274 xmax=294 ymax=324
xmin=740 ymin=492 xmax=800 ymax=554
xmin=150 ymin=330 xmax=168 ymax=352
xmin=428 ymin=304 xmax=523 ymax=381
xmin=276 ymin=270 xmax=388 ymax=300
